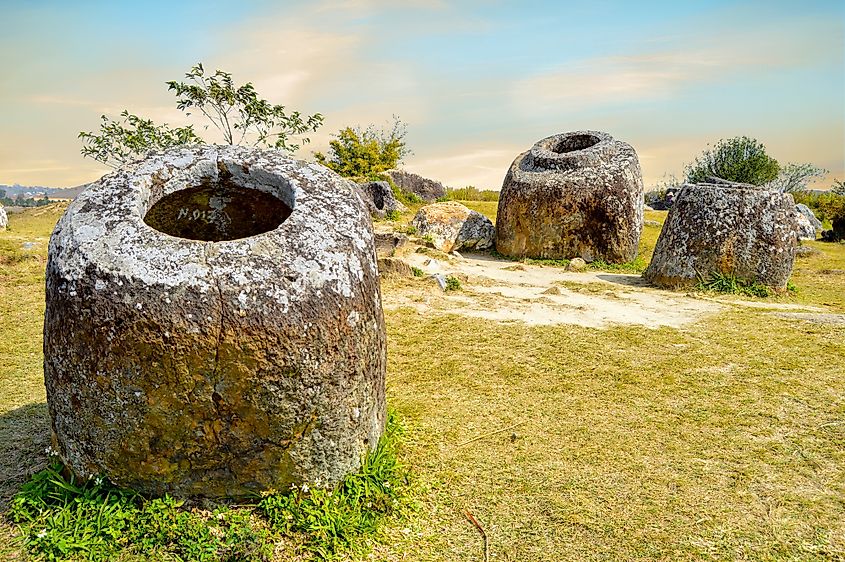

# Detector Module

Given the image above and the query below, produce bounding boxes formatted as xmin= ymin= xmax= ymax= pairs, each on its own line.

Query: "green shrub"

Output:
xmin=411 ymin=266 xmax=425 ymax=277
xmin=445 ymin=276 xmax=462 ymax=291
xmin=792 ymin=191 xmax=845 ymax=224
xmin=314 ymin=117 xmax=409 ymax=178
xmin=685 ymin=136 xmax=779 ymax=186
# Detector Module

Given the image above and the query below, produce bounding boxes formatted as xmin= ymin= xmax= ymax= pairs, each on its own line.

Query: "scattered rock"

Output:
xmin=384 ymin=169 xmax=446 ymax=202
xmin=0 ymin=205 xmax=6 ymax=231
xmin=44 ymin=145 xmax=386 ymax=497
xmin=795 ymin=245 xmax=820 ymax=257
xmin=773 ymin=312 xmax=845 ymax=325
xmin=643 ymin=180 xmax=798 ymax=291
xmin=355 ymin=180 xmax=407 ymax=219
xmin=503 ymin=264 xmax=526 ymax=271
xmin=374 ymin=232 xmax=409 ymax=258
xmin=378 ymin=257 xmax=413 ymax=277
xmin=542 ymin=286 xmax=562 ymax=295
xmin=22 ymin=241 xmax=37 ymax=250
xmin=644 ymin=220 xmax=661 ymax=228
xmin=432 ymin=273 xmax=448 ymax=291
xmin=412 ymin=201 xmax=495 ymax=253
xmin=495 ymin=130 xmax=644 ymax=263
xmin=567 ymin=257 xmax=588 ymax=271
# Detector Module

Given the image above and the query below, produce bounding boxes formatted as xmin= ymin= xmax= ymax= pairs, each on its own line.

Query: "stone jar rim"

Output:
xmin=53 ymin=144 xmax=373 ymax=294
xmin=529 ymin=130 xmax=616 ymax=171
xmin=129 ymin=146 xmax=298 ymax=244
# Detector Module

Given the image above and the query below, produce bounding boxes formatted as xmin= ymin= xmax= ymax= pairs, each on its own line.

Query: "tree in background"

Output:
xmin=314 ymin=116 xmax=410 ymax=178
xmin=831 ymin=179 xmax=845 ymax=196
xmin=79 ymin=63 xmax=323 ymax=169
xmin=684 ymin=136 xmax=779 ymax=186
xmin=766 ymin=162 xmax=827 ymax=193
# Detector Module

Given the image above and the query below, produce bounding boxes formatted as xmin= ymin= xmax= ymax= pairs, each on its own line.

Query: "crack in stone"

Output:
xmin=202 ymin=243 xmax=227 ymax=449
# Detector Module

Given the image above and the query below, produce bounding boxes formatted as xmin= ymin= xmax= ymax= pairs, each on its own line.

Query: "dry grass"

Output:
xmin=2 ymin=202 xmax=845 ymax=561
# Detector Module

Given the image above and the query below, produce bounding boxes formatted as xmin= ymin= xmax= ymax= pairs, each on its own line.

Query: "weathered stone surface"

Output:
xmin=377 ymin=257 xmax=413 ymax=277
xmin=795 ymin=203 xmax=821 ymax=240
xmin=495 ymin=130 xmax=643 ymax=263
xmin=384 ymin=169 xmax=446 ymax=202
xmin=355 ymin=181 xmax=407 ymax=219
xmin=796 ymin=245 xmax=820 ymax=257
xmin=566 ymin=257 xmax=587 ymax=271
xmin=374 ymin=232 xmax=409 ymax=258
xmin=411 ymin=201 xmax=495 ymax=253
xmin=0 ymin=205 xmax=7 ymax=231
xmin=643 ymin=180 xmax=799 ymax=290
xmin=44 ymin=145 xmax=386 ymax=497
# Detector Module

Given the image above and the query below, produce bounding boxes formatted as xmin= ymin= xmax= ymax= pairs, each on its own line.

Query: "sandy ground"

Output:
xmin=380 ymin=249 xmax=833 ymax=329
xmin=382 ymin=251 xmax=717 ymax=329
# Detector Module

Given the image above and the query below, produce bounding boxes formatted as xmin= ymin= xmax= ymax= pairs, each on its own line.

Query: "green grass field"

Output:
xmin=2 ymin=202 xmax=844 ymax=560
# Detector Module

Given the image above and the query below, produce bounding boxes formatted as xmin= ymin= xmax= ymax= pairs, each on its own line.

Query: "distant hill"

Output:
xmin=0 ymin=183 xmax=88 ymax=200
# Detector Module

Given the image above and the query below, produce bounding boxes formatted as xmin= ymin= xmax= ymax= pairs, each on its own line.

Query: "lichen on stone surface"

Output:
xmin=643 ymin=180 xmax=799 ymax=290
xmin=412 ymin=201 xmax=495 ymax=253
xmin=44 ymin=145 xmax=386 ymax=497
xmin=495 ymin=130 xmax=643 ymax=263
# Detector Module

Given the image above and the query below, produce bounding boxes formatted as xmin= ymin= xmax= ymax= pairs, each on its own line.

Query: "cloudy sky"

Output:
xmin=1 ymin=0 xmax=843 ymax=190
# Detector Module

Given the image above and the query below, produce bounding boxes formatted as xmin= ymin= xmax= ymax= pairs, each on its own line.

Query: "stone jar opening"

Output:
xmin=144 ymin=177 xmax=293 ymax=242
xmin=551 ymin=133 xmax=602 ymax=154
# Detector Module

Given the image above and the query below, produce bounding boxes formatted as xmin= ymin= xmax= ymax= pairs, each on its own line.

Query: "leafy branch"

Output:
xmin=166 ymin=63 xmax=323 ymax=151
xmin=78 ymin=111 xmax=202 ymax=169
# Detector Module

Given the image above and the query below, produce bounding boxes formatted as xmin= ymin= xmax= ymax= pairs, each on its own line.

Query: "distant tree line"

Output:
xmin=0 ymin=189 xmax=52 ymax=208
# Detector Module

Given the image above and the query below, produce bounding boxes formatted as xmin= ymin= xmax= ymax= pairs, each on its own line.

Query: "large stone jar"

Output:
xmin=44 ymin=145 xmax=386 ymax=497
xmin=495 ymin=130 xmax=643 ymax=263
xmin=643 ymin=178 xmax=799 ymax=290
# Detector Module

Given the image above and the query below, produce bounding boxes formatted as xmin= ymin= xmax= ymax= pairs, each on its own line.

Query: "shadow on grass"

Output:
xmin=0 ymin=402 xmax=50 ymax=510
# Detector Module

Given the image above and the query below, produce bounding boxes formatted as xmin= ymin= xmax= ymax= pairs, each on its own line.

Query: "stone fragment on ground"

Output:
xmin=796 ymin=245 xmax=821 ymax=257
xmin=566 ymin=257 xmax=587 ymax=271
xmin=412 ymin=201 xmax=495 ymax=253
xmin=495 ymin=130 xmax=644 ymax=263
xmin=378 ymin=257 xmax=413 ymax=277
xmin=0 ymin=205 xmax=7 ymax=231
xmin=374 ymin=231 xmax=409 ymax=258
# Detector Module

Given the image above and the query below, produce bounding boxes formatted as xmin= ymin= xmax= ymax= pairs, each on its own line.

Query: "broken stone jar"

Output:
xmin=44 ymin=145 xmax=386 ymax=497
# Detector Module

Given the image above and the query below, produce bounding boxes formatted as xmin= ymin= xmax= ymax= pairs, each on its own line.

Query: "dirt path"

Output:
xmin=382 ymin=250 xmax=827 ymax=329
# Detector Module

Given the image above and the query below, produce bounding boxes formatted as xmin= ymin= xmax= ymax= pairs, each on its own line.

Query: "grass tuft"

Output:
xmin=444 ymin=275 xmax=462 ymax=291
xmin=696 ymin=271 xmax=778 ymax=297
xmin=259 ymin=411 xmax=409 ymax=559
xmin=8 ymin=412 xmax=409 ymax=561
